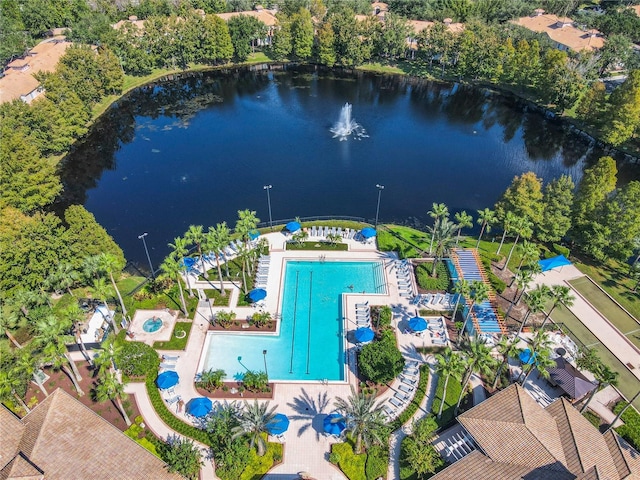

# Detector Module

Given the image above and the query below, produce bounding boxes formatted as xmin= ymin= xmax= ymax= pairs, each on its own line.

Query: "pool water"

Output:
xmin=143 ymin=318 xmax=163 ymax=333
xmin=201 ymin=260 xmax=385 ymax=381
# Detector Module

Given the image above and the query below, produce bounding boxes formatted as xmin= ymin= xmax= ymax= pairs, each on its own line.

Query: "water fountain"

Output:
xmin=330 ymin=103 xmax=367 ymax=141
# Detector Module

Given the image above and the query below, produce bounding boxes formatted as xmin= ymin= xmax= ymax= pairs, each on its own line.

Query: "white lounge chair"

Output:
xmin=398 ymin=384 xmax=414 ymax=394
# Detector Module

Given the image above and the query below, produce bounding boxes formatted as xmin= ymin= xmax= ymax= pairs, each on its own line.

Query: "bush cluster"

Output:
xmin=358 ymin=330 xmax=404 ymax=384
xmin=119 ymin=341 xmax=160 ymax=377
xmin=481 ymin=256 xmax=506 ymax=294
xmin=614 ymin=401 xmax=640 ymax=451
xmin=390 ymin=364 xmax=430 ymax=430
xmin=416 ymin=263 xmax=450 ymax=291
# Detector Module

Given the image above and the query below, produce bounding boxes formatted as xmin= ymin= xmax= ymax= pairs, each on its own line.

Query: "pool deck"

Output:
xmin=124 ymin=232 xmax=454 ymax=479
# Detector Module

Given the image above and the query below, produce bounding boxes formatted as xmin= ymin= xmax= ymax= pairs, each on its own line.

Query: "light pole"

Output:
xmin=263 ymin=185 xmax=273 ymax=230
xmin=375 ymin=184 xmax=385 ymax=229
xmin=263 ymin=349 xmax=269 ymax=380
xmin=138 ymin=232 xmax=155 ymax=280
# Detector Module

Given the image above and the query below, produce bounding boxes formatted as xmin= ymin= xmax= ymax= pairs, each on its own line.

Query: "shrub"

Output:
xmin=364 ymin=444 xmax=388 ymax=480
xmin=374 ymin=305 xmax=393 ymax=330
xmin=481 ymin=257 xmax=506 ymax=294
xmin=118 ymin=341 xmax=160 ymax=377
xmin=358 ymin=330 xmax=404 ymax=384
xmin=391 ymin=364 xmax=429 ymax=430
xmin=331 ymin=441 xmax=367 ymax=480
xmin=239 ymin=440 xmax=283 ymax=480
xmin=583 ymin=411 xmax=601 ymax=428
xmin=614 ymin=401 xmax=640 ymax=451
xmin=416 ymin=262 xmax=450 ymax=291
xmin=197 ymin=369 xmax=225 ymax=391
xmin=329 ymin=452 xmax=341 ymax=464
xmin=242 ymin=370 xmax=269 ymax=392
xmin=249 ymin=311 xmax=271 ymax=328
xmin=216 ymin=310 xmax=236 ymax=328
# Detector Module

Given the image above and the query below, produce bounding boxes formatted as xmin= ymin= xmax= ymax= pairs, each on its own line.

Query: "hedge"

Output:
xmin=239 ymin=438 xmax=283 ymax=480
xmin=613 ymin=401 xmax=640 ymax=451
xmin=145 ymin=375 xmax=212 ymax=445
xmin=390 ymin=364 xmax=430 ymax=430
xmin=364 ymin=445 xmax=388 ymax=480
xmin=331 ymin=441 xmax=367 ymax=480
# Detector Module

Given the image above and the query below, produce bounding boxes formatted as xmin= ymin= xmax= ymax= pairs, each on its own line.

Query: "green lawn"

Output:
xmin=549 ymin=304 xmax=640 ymax=411
xmin=430 ymin=375 xmax=469 ymax=428
xmin=285 ymin=241 xmax=348 ymax=251
xmin=569 ymin=276 xmax=640 ymax=349
xmin=153 ymin=321 xmax=193 ymax=350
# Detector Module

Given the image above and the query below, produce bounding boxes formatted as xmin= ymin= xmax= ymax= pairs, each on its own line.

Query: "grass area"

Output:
xmin=153 ymin=321 xmax=193 ymax=350
xmin=569 ymin=276 xmax=640 ymax=349
xmin=357 ymin=62 xmax=405 ymax=74
xmin=572 ymin=259 xmax=640 ymax=322
xmin=583 ymin=411 xmax=601 ymax=429
xmin=550 ymin=304 xmax=640 ymax=411
xmin=430 ymin=375 xmax=468 ymax=428
xmin=377 ymin=225 xmax=429 ymax=258
xmin=203 ymin=288 xmax=232 ymax=307
xmin=285 ymin=241 xmax=349 ymax=251
xmin=614 ymin=401 xmax=640 ymax=451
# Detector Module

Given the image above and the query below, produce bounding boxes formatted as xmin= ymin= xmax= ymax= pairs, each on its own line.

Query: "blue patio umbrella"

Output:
xmin=408 ymin=316 xmax=427 ymax=332
xmin=519 ymin=349 xmax=537 ymax=365
xmin=187 ymin=397 xmax=212 ymax=417
xmin=248 ymin=288 xmax=267 ymax=302
xmin=285 ymin=221 xmax=301 ymax=232
xmin=181 ymin=257 xmax=196 ymax=269
xmin=249 ymin=230 xmax=260 ymax=240
xmin=266 ymin=413 xmax=290 ymax=435
xmin=323 ymin=413 xmax=346 ymax=435
xmin=361 ymin=227 xmax=377 ymax=239
xmin=354 ymin=327 xmax=375 ymax=343
xmin=156 ymin=371 xmax=179 ymax=389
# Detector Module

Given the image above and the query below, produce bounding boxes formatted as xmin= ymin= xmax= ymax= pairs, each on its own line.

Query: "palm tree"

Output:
xmin=33 ymin=314 xmax=85 ymax=396
xmin=518 ymin=330 xmax=553 ymax=385
xmin=17 ymin=348 xmax=48 ymax=397
xmin=232 ymin=400 xmax=277 ymax=456
xmin=97 ymin=253 xmax=128 ymax=321
xmin=513 ymin=240 xmax=539 ymax=280
xmin=541 ymin=285 xmax=575 ymax=329
xmin=517 ymin=284 xmax=551 ymax=337
xmin=434 ymin=348 xmax=465 ymax=418
xmin=94 ymin=337 xmax=123 ymax=375
xmin=209 ymin=222 xmax=231 ymax=294
xmin=333 ymin=386 xmax=386 ymax=454
xmin=505 ymin=269 xmax=534 ymax=321
xmin=95 ymin=370 xmax=131 ymax=426
xmin=492 ymin=336 xmax=521 ymax=389
xmin=503 ymin=216 xmax=533 ymax=271
xmin=427 ymin=203 xmax=449 ymax=255
xmin=476 ymin=208 xmax=496 ymax=249
xmin=431 ymin=218 xmax=457 ymax=277
xmin=235 ymin=209 xmax=260 ymax=249
xmin=160 ymin=255 xmax=188 ymax=315
xmin=64 ymin=302 xmax=92 ymax=366
xmin=454 ymin=211 xmax=473 ymax=246
xmin=495 ymin=211 xmax=517 ymax=256
xmin=455 ymin=338 xmax=496 ymax=414
xmin=44 ymin=262 xmax=80 ymax=296
xmin=82 ymin=254 xmax=102 ymax=283
xmin=580 ymin=364 xmax=618 ymax=414
xmin=458 ymin=281 xmax=489 ymax=344
xmin=0 ymin=363 xmax=31 ymax=413
xmin=521 ymin=347 xmax=555 ymax=388
xmin=168 ymin=236 xmax=193 ymax=296
xmin=91 ymin=277 xmax=119 ymax=335
xmin=451 ymin=279 xmax=471 ymax=322
xmin=186 ymin=225 xmax=208 ymax=279
xmin=0 ymin=302 xmax=22 ymax=348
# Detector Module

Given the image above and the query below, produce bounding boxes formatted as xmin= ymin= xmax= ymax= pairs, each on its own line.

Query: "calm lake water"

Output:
xmin=59 ymin=65 xmax=636 ymax=267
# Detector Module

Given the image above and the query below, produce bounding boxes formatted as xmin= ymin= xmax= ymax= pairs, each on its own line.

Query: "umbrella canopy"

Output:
xmin=408 ymin=316 xmax=427 ymax=332
xmin=187 ymin=397 xmax=212 ymax=417
xmin=285 ymin=221 xmax=301 ymax=232
xmin=538 ymin=255 xmax=572 ymax=272
xmin=354 ymin=327 xmax=375 ymax=343
xmin=323 ymin=413 xmax=346 ymax=435
xmin=361 ymin=227 xmax=377 ymax=239
xmin=519 ymin=349 xmax=537 ymax=365
xmin=249 ymin=230 xmax=260 ymax=240
xmin=248 ymin=288 xmax=267 ymax=302
xmin=181 ymin=257 xmax=196 ymax=269
xmin=266 ymin=413 xmax=290 ymax=435
xmin=156 ymin=371 xmax=179 ymax=389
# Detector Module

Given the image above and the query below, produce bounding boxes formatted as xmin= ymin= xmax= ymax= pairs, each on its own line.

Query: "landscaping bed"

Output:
xmin=207 ymin=319 xmax=276 ymax=332
xmin=195 ymin=382 xmax=275 ymax=399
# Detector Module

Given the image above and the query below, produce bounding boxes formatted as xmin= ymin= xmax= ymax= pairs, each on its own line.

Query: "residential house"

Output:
xmin=512 ymin=11 xmax=604 ymax=52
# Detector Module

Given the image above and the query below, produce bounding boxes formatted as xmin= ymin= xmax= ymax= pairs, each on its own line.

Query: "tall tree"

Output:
xmin=231 ymin=400 xmax=276 ymax=456
xmin=227 ymin=14 xmax=267 ymax=61
xmin=168 ymin=236 xmax=193 ymax=296
xmin=503 ymin=216 xmax=533 ymax=271
xmin=495 ymin=211 xmax=516 ymax=256
xmin=44 ymin=262 xmax=80 ymax=296
xmin=541 ymin=285 xmax=575 ymax=328
xmin=316 ymin=19 xmax=336 ymax=66
xmin=290 ymin=8 xmax=314 ymax=60
xmin=435 ymin=348 xmax=465 ymax=418
xmin=97 ymin=253 xmax=127 ymax=321
xmin=430 ymin=218 xmax=457 ymax=277
xmin=186 ymin=225 xmax=208 ymax=279
xmin=455 ymin=338 xmax=495 ymax=414
xmin=537 ymin=174 xmax=575 ymax=243
xmin=602 ymin=181 xmax=640 ymax=262
xmin=517 ymin=284 xmax=550 ymax=336
xmin=495 ymin=172 xmax=544 ymax=228
xmin=454 ymin=211 xmax=473 ymax=246
xmin=451 ymin=279 xmax=471 ymax=322
xmin=160 ymin=255 xmax=188 ymax=316
xmin=602 ymin=69 xmax=640 ymax=146
xmin=333 ymin=386 xmax=386 ymax=454
xmin=458 ymin=280 xmax=489 ymax=342
xmin=475 ymin=208 xmax=496 ymax=249
xmin=427 ymin=202 xmax=449 ymax=255
xmin=95 ymin=370 xmax=131 ymax=426
xmin=91 ymin=277 xmax=119 ymax=335
xmin=492 ymin=336 xmax=521 ymax=389
xmin=210 ymin=222 xmax=231 ymax=288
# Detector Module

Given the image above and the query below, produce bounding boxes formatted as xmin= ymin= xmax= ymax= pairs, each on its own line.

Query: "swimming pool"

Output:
xmin=199 ymin=260 xmax=385 ymax=382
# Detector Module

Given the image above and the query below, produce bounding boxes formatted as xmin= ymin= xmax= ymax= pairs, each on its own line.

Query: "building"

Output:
xmin=0 ymin=389 xmax=181 ymax=479
xmin=0 ymin=38 xmax=71 ymax=104
xmin=512 ymin=11 xmax=604 ymax=52
xmin=432 ymin=384 xmax=640 ymax=479
xmin=215 ymin=6 xmax=278 ymax=46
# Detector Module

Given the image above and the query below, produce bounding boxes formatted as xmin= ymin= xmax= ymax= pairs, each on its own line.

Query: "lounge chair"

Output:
xmin=398 ymin=384 xmax=414 ymax=394
xmin=401 ymin=376 xmax=417 ymax=386
xmin=389 ymin=397 xmax=403 ymax=408
xmin=355 ymin=301 xmax=369 ymax=308
xmin=394 ymin=392 xmax=410 ymax=402
xmin=162 ymin=354 xmax=180 ymax=362
xmin=383 ymin=405 xmax=396 ymax=418
xmin=159 ymin=362 xmax=176 ymax=371
xmin=165 ymin=395 xmax=181 ymax=405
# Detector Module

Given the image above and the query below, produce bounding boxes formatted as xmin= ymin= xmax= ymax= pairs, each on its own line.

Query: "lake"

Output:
xmin=59 ymin=65 xmax=636 ymax=268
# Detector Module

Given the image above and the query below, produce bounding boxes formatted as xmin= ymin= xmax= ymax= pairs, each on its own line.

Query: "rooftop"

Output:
xmin=512 ymin=13 xmax=604 ymax=52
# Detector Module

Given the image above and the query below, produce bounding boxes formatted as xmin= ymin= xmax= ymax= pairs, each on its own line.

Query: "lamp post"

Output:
xmin=138 ymin=232 xmax=155 ymax=280
xmin=263 ymin=349 xmax=269 ymax=380
xmin=375 ymin=184 xmax=384 ymax=229
xmin=263 ymin=185 xmax=273 ymax=230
